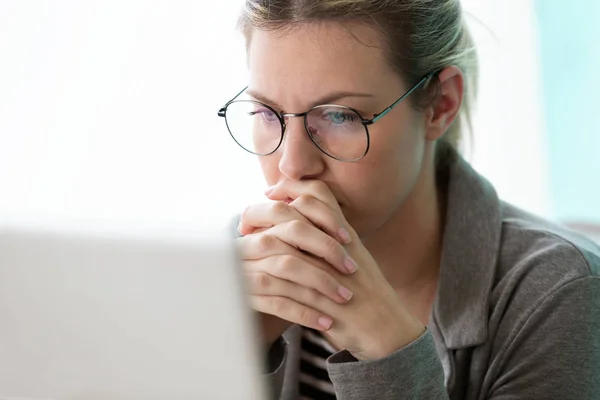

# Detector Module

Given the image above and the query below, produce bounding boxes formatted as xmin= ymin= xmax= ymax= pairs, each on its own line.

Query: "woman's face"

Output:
xmin=246 ymin=22 xmax=432 ymax=238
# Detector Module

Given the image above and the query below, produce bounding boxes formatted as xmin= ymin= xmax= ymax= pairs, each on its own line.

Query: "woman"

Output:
xmin=219 ymin=0 xmax=600 ymax=399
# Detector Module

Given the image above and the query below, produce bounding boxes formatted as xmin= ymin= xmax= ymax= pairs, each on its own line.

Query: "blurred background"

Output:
xmin=0 ymin=0 xmax=598 ymax=240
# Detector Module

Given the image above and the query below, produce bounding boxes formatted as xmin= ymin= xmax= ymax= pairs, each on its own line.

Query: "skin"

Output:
xmin=236 ymin=21 xmax=464 ymax=360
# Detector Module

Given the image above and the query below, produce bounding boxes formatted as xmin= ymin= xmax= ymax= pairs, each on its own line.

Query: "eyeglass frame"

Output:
xmin=217 ymin=70 xmax=438 ymax=162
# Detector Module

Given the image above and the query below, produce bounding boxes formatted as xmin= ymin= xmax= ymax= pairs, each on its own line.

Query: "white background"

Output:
xmin=0 ymin=0 xmax=551 ymax=233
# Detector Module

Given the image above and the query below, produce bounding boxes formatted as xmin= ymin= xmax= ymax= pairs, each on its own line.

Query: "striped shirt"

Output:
xmin=299 ymin=328 xmax=337 ymax=400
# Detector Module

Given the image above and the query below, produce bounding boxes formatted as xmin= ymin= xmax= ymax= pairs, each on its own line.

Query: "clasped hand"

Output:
xmin=237 ymin=180 xmax=424 ymax=361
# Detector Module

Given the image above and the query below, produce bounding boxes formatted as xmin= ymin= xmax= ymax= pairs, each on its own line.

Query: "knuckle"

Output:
xmin=325 ymin=236 xmax=341 ymax=254
xmin=297 ymin=305 xmax=314 ymax=326
xmin=252 ymin=272 xmax=272 ymax=290
xmin=271 ymin=200 xmax=289 ymax=215
xmin=293 ymin=194 xmax=313 ymax=208
xmin=255 ymin=233 xmax=275 ymax=254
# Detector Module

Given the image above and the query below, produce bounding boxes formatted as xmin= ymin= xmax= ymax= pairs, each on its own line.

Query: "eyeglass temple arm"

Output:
xmin=219 ymin=70 xmax=436 ymax=119
xmin=218 ymin=86 xmax=249 ymax=117
xmin=370 ymin=72 xmax=436 ymax=124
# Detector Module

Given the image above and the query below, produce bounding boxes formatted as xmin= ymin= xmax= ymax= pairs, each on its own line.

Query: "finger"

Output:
xmin=236 ymin=232 xmax=295 ymax=260
xmin=238 ymin=201 xmax=310 ymax=237
xmin=238 ymin=227 xmax=357 ymax=275
xmin=266 ymin=180 xmax=358 ymax=240
xmin=240 ymin=198 xmax=350 ymax=244
xmin=238 ymin=233 xmax=348 ymax=282
xmin=251 ymin=295 xmax=333 ymax=332
xmin=266 ymin=180 xmax=339 ymax=215
xmin=245 ymin=256 xmax=353 ymax=304
xmin=271 ymin=220 xmax=358 ymax=274
xmin=289 ymin=194 xmax=352 ymax=244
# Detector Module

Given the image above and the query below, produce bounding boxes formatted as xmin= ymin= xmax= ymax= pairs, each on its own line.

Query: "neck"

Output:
xmin=362 ymin=151 xmax=445 ymax=323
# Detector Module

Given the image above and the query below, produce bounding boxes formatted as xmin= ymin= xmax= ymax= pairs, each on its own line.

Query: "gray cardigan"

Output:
xmin=262 ymin=151 xmax=600 ymax=399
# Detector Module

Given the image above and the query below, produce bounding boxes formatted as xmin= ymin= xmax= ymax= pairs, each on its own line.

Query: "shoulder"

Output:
xmin=497 ymin=202 xmax=600 ymax=284
xmin=490 ymin=202 xmax=600 ymax=339
xmin=478 ymin=203 xmax=600 ymax=398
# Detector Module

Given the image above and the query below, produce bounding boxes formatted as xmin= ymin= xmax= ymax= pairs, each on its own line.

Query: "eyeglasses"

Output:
xmin=217 ymin=71 xmax=437 ymax=162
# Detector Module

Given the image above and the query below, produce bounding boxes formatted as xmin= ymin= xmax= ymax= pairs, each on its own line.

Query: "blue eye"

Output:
xmin=328 ymin=112 xmax=345 ymax=124
xmin=327 ymin=111 xmax=356 ymax=125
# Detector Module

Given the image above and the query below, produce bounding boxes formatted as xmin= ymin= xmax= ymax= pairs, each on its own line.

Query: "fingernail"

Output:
xmin=264 ymin=186 xmax=275 ymax=196
xmin=338 ymin=228 xmax=351 ymax=244
xmin=337 ymin=286 xmax=354 ymax=301
xmin=344 ymin=256 xmax=359 ymax=274
xmin=318 ymin=316 xmax=333 ymax=330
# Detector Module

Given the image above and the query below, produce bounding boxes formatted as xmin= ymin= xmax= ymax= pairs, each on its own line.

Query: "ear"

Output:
xmin=424 ymin=66 xmax=464 ymax=141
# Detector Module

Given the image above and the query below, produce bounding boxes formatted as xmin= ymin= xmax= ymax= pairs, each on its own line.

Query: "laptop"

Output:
xmin=0 ymin=224 xmax=267 ymax=399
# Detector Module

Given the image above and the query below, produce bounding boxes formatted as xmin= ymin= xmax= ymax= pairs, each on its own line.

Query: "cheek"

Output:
xmin=339 ymin=121 xmax=426 ymax=232
xmin=365 ymin=118 xmax=424 ymax=192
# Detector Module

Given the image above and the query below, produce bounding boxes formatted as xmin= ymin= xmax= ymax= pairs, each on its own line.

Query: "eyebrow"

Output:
xmin=245 ymin=89 xmax=375 ymax=110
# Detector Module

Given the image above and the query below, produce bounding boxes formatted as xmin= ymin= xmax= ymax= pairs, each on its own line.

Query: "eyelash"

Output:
xmin=252 ymin=101 xmax=369 ymax=117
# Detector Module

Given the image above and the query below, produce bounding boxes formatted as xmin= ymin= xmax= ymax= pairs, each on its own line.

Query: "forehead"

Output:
xmin=247 ymin=22 xmax=396 ymax=94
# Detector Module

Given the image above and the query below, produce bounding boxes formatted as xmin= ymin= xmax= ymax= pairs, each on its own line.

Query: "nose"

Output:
xmin=278 ymin=116 xmax=325 ymax=181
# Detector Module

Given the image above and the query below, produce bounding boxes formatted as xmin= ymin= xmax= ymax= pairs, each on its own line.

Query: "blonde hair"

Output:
xmin=238 ymin=0 xmax=478 ymax=161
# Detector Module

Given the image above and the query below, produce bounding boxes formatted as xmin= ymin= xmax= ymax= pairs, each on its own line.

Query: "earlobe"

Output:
xmin=425 ymin=66 xmax=464 ymax=142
